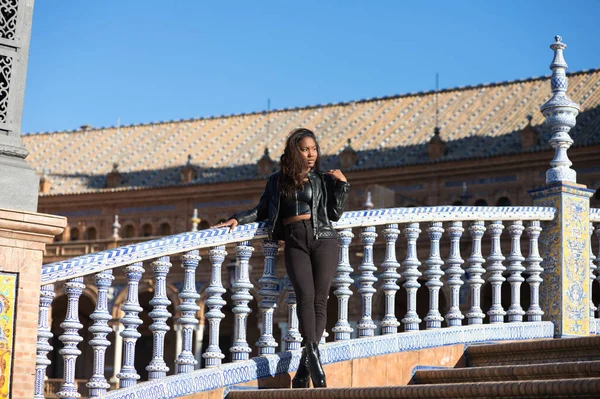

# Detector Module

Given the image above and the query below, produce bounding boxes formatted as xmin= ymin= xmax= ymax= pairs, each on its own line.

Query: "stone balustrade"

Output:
xmin=35 ymin=205 xmax=583 ymax=399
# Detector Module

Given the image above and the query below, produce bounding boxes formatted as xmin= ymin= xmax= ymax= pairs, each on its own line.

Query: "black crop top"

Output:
xmin=280 ymin=180 xmax=313 ymax=218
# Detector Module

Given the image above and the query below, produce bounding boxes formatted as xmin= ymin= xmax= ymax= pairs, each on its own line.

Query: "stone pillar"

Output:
xmin=529 ymin=36 xmax=595 ymax=337
xmin=0 ymin=207 xmax=66 ymax=399
xmin=0 ymin=0 xmax=40 ymax=212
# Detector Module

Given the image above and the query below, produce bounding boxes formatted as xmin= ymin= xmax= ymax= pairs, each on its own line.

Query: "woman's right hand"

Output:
xmin=211 ymin=218 xmax=238 ymax=231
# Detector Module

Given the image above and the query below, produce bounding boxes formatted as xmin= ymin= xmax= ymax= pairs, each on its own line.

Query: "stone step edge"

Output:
xmin=466 ymin=335 xmax=600 ymax=356
xmin=226 ymin=377 xmax=600 ymax=399
xmin=412 ymin=360 xmax=600 ymax=384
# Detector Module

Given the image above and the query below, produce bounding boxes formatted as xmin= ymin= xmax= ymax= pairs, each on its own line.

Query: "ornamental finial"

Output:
xmin=541 ymin=35 xmax=580 ymax=184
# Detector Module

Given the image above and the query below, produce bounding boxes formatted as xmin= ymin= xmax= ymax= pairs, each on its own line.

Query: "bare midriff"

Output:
xmin=282 ymin=214 xmax=311 ymax=226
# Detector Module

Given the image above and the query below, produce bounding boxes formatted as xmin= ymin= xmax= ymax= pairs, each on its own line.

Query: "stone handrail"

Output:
xmin=591 ymin=208 xmax=600 ymax=223
xmin=40 ymin=206 xmax=556 ymax=285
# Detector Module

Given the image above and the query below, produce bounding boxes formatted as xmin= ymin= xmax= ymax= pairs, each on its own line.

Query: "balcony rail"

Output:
xmin=36 ymin=205 xmax=597 ymax=399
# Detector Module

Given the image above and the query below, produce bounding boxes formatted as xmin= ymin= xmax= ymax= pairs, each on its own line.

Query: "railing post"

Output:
xmin=590 ymin=223 xmax=597 ymax=319
xmin=203 ymin=246 xmax=227 ymax=367
xmin=176 ymin=250 xmax=201 ymax=374
xmin=117 ymin=262 xmax=144 ymax=388
xmin=357 ymin=226 xmax=378 ymax=337
xmin=256 ymin=240 xmax=280 ymax=355
xmin=35 ymin=284 xmax=55 ymax=399
xmin=283 ymin=275 xmax=302 ymax=350
xmin=56 ymin=277 xmax=85 ymax=399
xmin=466 ymin=221 xmax=486 ymax=325
xmin=87 ymin=269 xmax=115 ymax=397
xmin=507 ymin=221 xmax=526 ymax=322
xmin=529 ymin=35 xmax=594 ymax=337
xmin=595 ymin=224 xmax=600 ymax=318
xmin=424 ymin=222 xmax=444 ymax=329
xmin=146 ymin=256 xmax=172 ymax=380
xmin=445 ymin=222 xmax=465 ymax=327
xmin=402 ymin=223 xmax=422 ymax=331
xmin=487 ymin=221 xmax=506 ymax=323
xmin=525 ymin=221 xmax=544 ymax=322
xmin=380 ymin=224 xmax=401 ymax=334
xmin=332 ymin=228 xmax=355 ymax=340
xmin=230 ymin=241 xmax=254 ymax=362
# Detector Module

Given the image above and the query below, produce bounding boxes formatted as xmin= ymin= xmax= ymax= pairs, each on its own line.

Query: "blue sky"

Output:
xmin=22 ymin=0 xmax=600 ymax=134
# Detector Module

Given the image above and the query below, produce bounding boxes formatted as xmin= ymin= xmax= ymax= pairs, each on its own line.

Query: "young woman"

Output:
xmin=213 ymin=128 xmax=350 ymax=388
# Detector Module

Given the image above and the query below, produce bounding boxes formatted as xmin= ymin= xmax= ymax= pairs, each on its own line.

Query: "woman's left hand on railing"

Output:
xmin=211 ymin=218 xmax=239 ymax=231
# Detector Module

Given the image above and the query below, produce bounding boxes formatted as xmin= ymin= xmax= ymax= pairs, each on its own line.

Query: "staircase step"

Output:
xmin=467 ymin=336 xmax=600 ymax=367
xmin=226 ymin=378 xmax=600 ymax=398
xmin=413 ymin=360 xmax=600 ymax=384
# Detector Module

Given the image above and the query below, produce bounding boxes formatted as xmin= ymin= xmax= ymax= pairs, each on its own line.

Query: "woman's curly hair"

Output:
xmin=279 ymin=128 xmax=321 ymax=197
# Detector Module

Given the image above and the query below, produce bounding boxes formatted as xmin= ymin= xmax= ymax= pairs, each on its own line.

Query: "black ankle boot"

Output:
xmin=307 ymin=342 xmax=327 ymax=388
xmin=292 ymin=346 xmax=310 ymax=388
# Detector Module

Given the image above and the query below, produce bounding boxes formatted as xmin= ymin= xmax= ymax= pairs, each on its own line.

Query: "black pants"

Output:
xmin=284 ymin=220 xmax=339 ymax=343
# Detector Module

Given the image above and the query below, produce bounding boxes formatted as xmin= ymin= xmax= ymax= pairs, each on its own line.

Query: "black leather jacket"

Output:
xmin=231 ymin=170 xmax=350 ymax=240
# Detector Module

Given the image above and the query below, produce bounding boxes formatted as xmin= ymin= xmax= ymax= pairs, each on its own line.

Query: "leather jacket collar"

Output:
xmin=231 ymin=170 xmax=350 ymax=241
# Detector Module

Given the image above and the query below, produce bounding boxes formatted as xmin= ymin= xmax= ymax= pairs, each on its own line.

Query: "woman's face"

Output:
xmin=298 ymin=136 xmax=318 ymax=170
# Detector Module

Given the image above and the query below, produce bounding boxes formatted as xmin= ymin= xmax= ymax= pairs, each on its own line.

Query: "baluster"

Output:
xmin=590 ymin=223 xmax=597 ymax=318
xmin=283 ymin=275 xmax=302 ymax=350
xmin=487 ymin=221 xmax=506 ymax=323
xmin=56 ymin=277 xmax=85 ymax=399
xmin=380 ymin=224 xmax=401 ymax=334
xmin=595 ymin=224 xmax=600 ymax=319
xmin=117 ymin=262 xmax=144 ymax=388
xmin=357 ymin=226 xmax=378 ymax=337
xmin=230 ymin=241 xmax=254 ymax=362
xmin=176 ymin=250 xmax=201 ymax=373
xmin=525 ymin=221 xmax=544 ymax=321
xmin=203 ymin=246 xmax=227 ymax=367
xmin=332 ymin=228 xmax=355 ymax=341
xmin=35 ymin=284 xmax=55 ymax=399
xmin=445 ymin=222 xmax=465 ymax=327
xmin=466 ymin=221 xmax=486 ymax=325
xmin=146 ymin=256 xmax=172 ymax=380
xmin=87 ymin=269 xmax=115 ymax=397
xmin=402 ymin=223 xmax=422 ymax=331
xmin=256 ymin=240 xmax=280 ymax=355
xmin=424 ymin=222 xmax=445 ymax=329
xmin=507 ymin=221 xmax=526 ymax=322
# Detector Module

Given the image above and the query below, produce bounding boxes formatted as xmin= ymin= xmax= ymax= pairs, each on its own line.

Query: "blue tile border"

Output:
xmin=103 ymin=322 xmax=554 ymax=399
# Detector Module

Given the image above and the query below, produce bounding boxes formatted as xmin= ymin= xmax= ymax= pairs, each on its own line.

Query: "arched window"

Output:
xmin=70 ymin=227 xmax=80 ymax=241
xmin=474 ymin=199 xmax=488 ymax=207
xmin=452 ymin=200 xmax=463 ymax=206
xmin=85 ymin=227 xmax=97 ymax=240
xmin=123 ymin=224 xmax=135 ymax=238
xmin=142 ymin=224 xmax=153 ymax=237
xmin=199 ymin=220 xmax=210 ymax=230
xmin=160 ymin=223 xmax=171 ymax=236
xmin=496 ymin=197 xmax=511 ymax=207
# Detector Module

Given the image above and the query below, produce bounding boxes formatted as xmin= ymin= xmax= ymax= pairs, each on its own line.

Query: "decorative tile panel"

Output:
xmin=0 ymin=272 xmax=17 ymax=399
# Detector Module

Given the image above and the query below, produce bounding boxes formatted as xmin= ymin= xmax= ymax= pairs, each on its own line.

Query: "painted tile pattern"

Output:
xmin=0 ymin=272 xmax=17 ymax=399
xmin=22 ymin=70 xmax=600 ymax=195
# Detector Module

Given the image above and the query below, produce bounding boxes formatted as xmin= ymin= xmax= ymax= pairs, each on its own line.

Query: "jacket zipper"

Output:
xmin=309 ymin=173 xmax=318 ymax=240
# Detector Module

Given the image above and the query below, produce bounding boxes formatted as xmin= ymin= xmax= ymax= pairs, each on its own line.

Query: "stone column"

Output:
xmin=0 ymin=0 xmax=40 ymax=212
xmin=0 ymin=207 xmax=66 ymax=399
xmin=529 ymin=36 xmax=595 ymax=337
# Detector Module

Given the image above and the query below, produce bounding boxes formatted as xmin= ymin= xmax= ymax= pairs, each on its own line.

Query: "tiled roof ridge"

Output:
xmin=25 ymin=68 xmax=600 ymax=137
